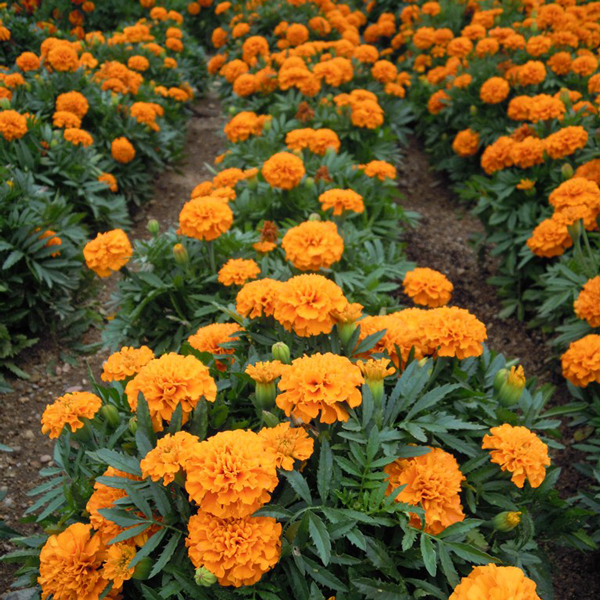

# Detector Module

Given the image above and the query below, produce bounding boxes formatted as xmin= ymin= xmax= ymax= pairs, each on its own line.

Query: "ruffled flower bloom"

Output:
xmin=561 ymin=334 xmax=600 ymax=387
xmin=185 ymin=430 xmax=279 ymax=518
xmin=141 ymin=431 xmax=199 ymax=484
xmin=41 ymin=391 xmax=102 ymax=439
xmin=258 ymin=422 xmax=314 ymax=470
xmin=262 ymin=152 xmax=305 ymax=190
xmin=482 ymin=424 xmax=550 ymax=488
xmin=384 ymin=447 xmax=465 ymax=534
xmin=63 ymin=127 xmax=93 ymax=147
xmin=359 ymin=160 xmax=396 ymax=180
xmin=246 ymin=360 xmax=284 ymax=384
xmin=282 ymin=221 xmax=344 ymax=271
xmin=83 ymin=229 xmax=132 ymax=277
xmin=236 ymin=278 xmax=284 ymax=319
xmin=0 ymin=110 xmax=28 ymax=141
xmin=403 ymin=268 xmax=453 ymax=308
xmin=38 ymin=523 xmax=107 ymax=600
xmin=527 ymin=218 xmax=573 ymax=258
xmin=178 ymin=196 xmax=233 ymax=241
xmin=125 ymin=353 xmax=217 ymax=431
xmin=187 ymin=511 xmax=281 ymax=587
xmin=101 ymin=542 xmax=136 ymax=589
xmin=52 ymin=111 xmax=82 ymax=129
xmin=318 ymin=189 xmax=364 ymax=216
xmin=480 ymin=76 xmax=510 ymax=103
xmin=276 ymin=353 xmax=363 ymax=424
xmin=111 ymin=137 xmax=136 ymax=163
xmin=449 ymin=565 xmax=541 ymax=600
xmin=273 ymin=274 xmax=347 ymax=337
xmin=544 ymin=126 xmax=588 ymax=160
xmin=98 ymin=172 xmax=118 ymax=192
xmin=218 ymin=258 xmax=260 ymax=286
xmin=187 ymin=323 xmax=241 ymax=371
xmin=452 ymin=128 xmax=480 ymax=157
xmin=56 ymin=91 xmax=89 ymax=118
xmin=101 ymin=346 xmax=155 ymax=382
xmin=574 ymin=277 xmax=600 ymax=327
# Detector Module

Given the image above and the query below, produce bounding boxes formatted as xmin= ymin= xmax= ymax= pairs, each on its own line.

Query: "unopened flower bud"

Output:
xmin=132 ymin=557 xmax=153 ymax=580
xmin=194 ymin=566 xmax=217 ymax=587
xmin=561 ymin=163 xmax=574 ymax=180
xmin=228 ymin=106 xmax=236 ymax=115
xmin=567 ymin=219 xmax=583 ymax=243
xmin=305 ymin=177 xmax=315 ymax=190
xmin=100 ymin=405 xmax=120 ymax=428
xmin=336 ymin=321 xmax=357 ymax=347
xmin=128 ymin=416 xmax=138 ymax=434
xmin=560 ymin=88 xmax=571 ymax=106
xmin=0 ymin=98 xmax=10 ymax=109
xmin=308 ymin=211 xmax=321 ymax=221
xmin=147 ymin=219 xmax=159 ymax=235
xmin=247 ymin=175 xmax=258 ymax=190
xmin=255 ymin=381 xmax=277 ymax=409
xmin=262 ymin=411 xmax=280 ymax=428
xmin=492 ymin=511 xmax=521 ymax=532
xmin=272 ymin=342 xmax=291 ymax=364
xmin=469 ymin=105 xmax=477 ymax=115
xmin=494 ymin=366 xmax=526 ymax=407
xmin=262 ymin=118 xmax=272 ymax=132
xmin=173 ymin=243 xmax=188 ymax=266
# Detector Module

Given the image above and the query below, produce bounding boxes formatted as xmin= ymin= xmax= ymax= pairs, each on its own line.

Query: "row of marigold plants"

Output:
xmin=3 ymin=0 xmax=599 ymax=599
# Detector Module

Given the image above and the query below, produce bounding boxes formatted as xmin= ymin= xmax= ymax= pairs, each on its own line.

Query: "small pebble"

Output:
xmin=40 ymin=455 xmax=52 ymax=464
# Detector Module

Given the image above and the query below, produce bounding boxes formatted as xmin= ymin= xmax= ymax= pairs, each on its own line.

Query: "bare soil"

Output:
xmin=0 ymin=94 xmax=224 ymax=594
xmin=397 ymin=136 xmax=600 ymax=600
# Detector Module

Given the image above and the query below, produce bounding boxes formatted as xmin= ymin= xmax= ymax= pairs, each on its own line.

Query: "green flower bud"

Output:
xmin=494 ymin=366 xmax=526 ymax=407
xmin=272 ymin=342 xmax=291 ymax=364
xmin=0 ymin=98 xmax=10 ymax=109
xmin=73 ymin=419 xmax=93 ymax=444
xmin=469 ymin=105 xmax=477 ymax=115
xmin=308 ymin=211 xmax=321 ymax=221
xmin=100 ymin=405 xmax=120 ymax=428
xmin=194 ymin=566 xmax=218 ymax=587
xmin=255 ymin=381 xmax=277 ymax=409
xmin=262 ymin=410 xmax=280 ymax=428
xmin=128 ymin=416 xmax=138 ymax=434
xmin=492 ymin=511 xmax=521 ymax=532
xmin=173 ymin=243 xmax=189 ymax=266
xmin=336 ymin=321 xmax=357 ymax=347
xmin=262 ymin=118 xmax=272 ymax=132
xmin=305 ymin=177 xmax=315 ymax=190
xmin=227 ymin=106 xmax=236 ymax=115
xmin=561 ymin=163 xmax=574 ymax=180
xmin=147 ymin=219 xmax=160 ymax=235
xmin=567 ymin=219 xmax=583 ymax=242
xmin=132 ymin=557 xmax=153 ymax=580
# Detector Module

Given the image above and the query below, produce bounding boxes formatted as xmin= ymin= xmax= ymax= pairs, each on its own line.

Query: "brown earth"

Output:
xmin=397 ymin=136 xmax=600 ymax=600
xmin=0 ymin=94 xmax=224 ymax=594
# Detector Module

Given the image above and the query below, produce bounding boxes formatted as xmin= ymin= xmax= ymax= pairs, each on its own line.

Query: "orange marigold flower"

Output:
xmin=351 ymin=99 xmax=385 ymax=129
xmin=140 ymin=431 xmax=199 ymax=485
xmin=52 ymin=110 xmax=81 ymax=129
xmin=517 ymin=60 xmax=546 ymax=85
xmin=526 ymin=218 xmax=572 ymax=258
xmin=482 ymin=424 xmax=550 ymax=488
xmin=273 ymin=274 xmax=347 ymax=337
xmin=63 ymin=127 xmax=93 ymax=147
xmin=309 ymin=129 xmax=341 ymax=155
xmin=111 ymin=137 xmax=136 ymax=163
xmin=125 ymin=353 xmax=217 ymax=431
xmin=282 ymin=221 xmax=344 ymax=271
xmin=41 ymin=391 xmax=102 ymax=439
xmin=47 ymin=43 xmax=79 ymax=72
xmin=186 ymin=510 xmax=281 ymax=587
xmin=384 ymin=447 xmax=465 ymax=534
xmin=403 ymin=267 xmax=453 ymax=308
xmin=38 ymin=523 xmax=107 ymax=600
xmin=450 ymin=565 xmax=541 ymax=600
xmin=359 ymin=160 xmax=396 ymax=180
xmin=480 ymin=76 xmax=510 ymax=103
xmin=427 ymin=89 xmax=450 ymax=114
xmin=246 ymin=360 xmax=284 ymax=384
xmin=481 ymin=136 xmax=515 ymax=174
xmin=0 ymin=110 xmax=28 ymax=141
xmin=561 ymin=334 xmax=600 ymax=387
xmin=185 ymin=429 xmax=279 ymax=517
xmin=262 ymin=152 xmax=305 ymax=190
xmin=574 ymin=277 xmax=600 ymax=327
xmin=510 ymin=137 xmax=545 ymax=169
xmin=576 ymin=159 xmax=600 ymax=185
xmin=276 ymin=352 xmax=363 ymax=424
xmin=98 ymin=172 xmax=118 ymax=193
xmin=218 ymin=258 xmax=260 ymax=286
xmin=452 ymin=129 xmax=480 ymax=157
xmin=178 ymin=196 xmax=233 ymax=241
xmin=258 ymin=422 xmax=314 ymax=470
xmin=101 ymin=542 xmax=135 ymax=589
xmin=213 ymin=167 xmax=246 ymax=188
xmin=83 ymin=229 xmax=132 ymax=278
xmin=357 ymin=357 xmax=396 ymax=381
xmin=422 ymin=306 xmax=487 ymax=359
xmin=37 ymin=229 xmax=62 ymax=256
xmin=549 ymin=177 xmax=600 ymax=218
xmin=318 ymin=188 xmax=364 ymax=216
xmin=187 ymin=322 xmax=241 ymax=371
xmin=517 ymin=179 xmax=535 ymax=190
xmin=101 ymin=346 xmax=155 ymax=382
xmin=224 ymin=111 xmax=263 ymax=143
xmin=236 ymin=278 xmax=284 ymax=319
xmin=56 ymin=91 xmax=89 ymax=118
xmin=544 ymin=126 xmax=588 ymax=160
xmin=16 ymin=51 xmax=40 ymax=71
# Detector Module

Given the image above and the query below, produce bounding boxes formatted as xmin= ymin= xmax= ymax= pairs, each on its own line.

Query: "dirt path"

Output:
xmin=0 ymin=94 xmax=223 ymax=593
xmin=397 ymin=137 xmax=600 ymax=600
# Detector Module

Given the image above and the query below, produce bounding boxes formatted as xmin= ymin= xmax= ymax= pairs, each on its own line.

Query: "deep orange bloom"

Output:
xmin=262 ymin=152 xmax=305 ymax=189
xmin=41 ymin=391 xmax=102 ymax=439
xmin=282 ymin=221 xmax=344 ymax=271
xmin=574 ymin=277 xmax=600 ymax=327
xmin=359 ymin=160 xmax=396 ymax=180
xmin=452 ymin=129 xmax=480 ymax=157
xmin=526 ymin=218 xmax=572 ymax=258
xmin=258 ymin=422 xmax=314 ymax=470
xmin=561 ymin=334 xmax=600 ymax=387
xmin=318 ymin=189 xmax=364 ymax=216
xmin=56 ymin=91 xmax=89 ymax=118
xmin=101 ymin=346 xmax=155 ymax=382
xmin=140 ymin=431 xmax=199 ymax=484
xmin=83 ymin=229 xmax=132 ymax=278
xmin=236 ymin=278 xmax=284 ymax=319
xmin=111 ymin=137 xmax=136 ymax=163
xmin=403 ymin=268 xmax=453 ymax=307
xmin=101 ymin=542 xmax=136 ymax=589
xmin=218 ymin=258 xmax=260 ymax=286
xmin=178 ymin=196 xmax=233 ymax=241
xmin=480 ymin=76 xmax=510 ymax=103
xmin=63 ymin=127 xmax=93 ymax=147
xmin=187 ymin=322 xmax=241 ymax=370
xmin=0 ymin=110 xmax=28 ymax=141
xmin=449 ymin=565 xmax=541 ymax=600
xmin=384 ymin=447 xmax=465 ymax=534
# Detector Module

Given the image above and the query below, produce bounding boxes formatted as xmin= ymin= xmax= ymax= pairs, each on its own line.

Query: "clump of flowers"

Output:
xmin=282 ymin=221 xmax=344 ymax=271
xmin=403 ymin=267 xmax=453 ymax=308
xmin=41 ymin=392 xmax=102 ymax=439
xmin=482 ymin=424 xmax=550 ymax=488
xmin=101 ymin=346 xmax=155 ymax=382
xmin=83 ymin=229 xmax=132 ymax=278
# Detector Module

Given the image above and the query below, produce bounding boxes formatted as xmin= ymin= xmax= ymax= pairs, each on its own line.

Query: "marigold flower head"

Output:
xmin=351 ymin=99 xmax=385 ymax=129
xmin=480 ymin=76 xmax=510 ymax=103
xmin=56 ymin=91 xmax=89 ymax=118
xmin=101 ymin=542 xmax=136 ymax=590
xmin=140 ymin=431 xmax=199 ymax=485
xmin=178 ymin=196 xmax=233 ymax=241
xmin=482 ymin=424 xmax=550 ymax=488
xmin=282 ymin=221 xmax=344 ymax=271
xmin=63 ymin=127 xmax=93 ymax=147
xmin=356 ymin=358 xmax=396 ymax=381
xmin=41 ymin=391 xmax=102 ymax=439
xmin=359 ymin=160 xmax=396 ymax=180
xmin=549 ymin=177 xmax=600 ymax=222
xmin=47 ymin=43 xmax=79 ymax=72
xmin=38 ymin=523 xmax=107 ymax=600
xmin=246 ymin=360 xmax=285 ymax=384
xmin=544 ymin=126 xmax=588 ymax=160
xmin=224 ymin=111 xmax=263 ymax=142
xmin=125 ymin=353 xmax=217 ymax=431
xmin=273 ymin=274 xmax=347 ymax=337
xmin=561 ymin=334 xmax=600 ymax=387
xmin=450 ymin=565 xmax=541 ymax=600
xmin=262 ymin=152 xmax=305 ymax=190
xmin=218 ymin=258 xmax=260 ymax=286
xmin=37 ymin=229 xmax=62 ymax=256
xmin=384 ymin=447 xmax=465 ymax=534
xmin=481 ymin=136 xmax=515 ymax=174
xmin=276 ymin=353 xmax=363 ymax=424
xmin=98 ymin=172 xmax=118 ymax=193
xmin=187 ymin=510 xmax=281 ymax=587
xmin=403 ymin=268 xmax=453 ymax=308
xmin=101 ymin=346 xmax=155 ymax=382
xmin=574 ymin=277 xmax=600 ymax=327
xmin=16 ymin=51 xmax=40 ymax=71
xmin=0 ymin=110 xmax=28 ymax=141
xmin=236 ymin=278 xmax=284 ymax=319
xmin=427 ymin=89 xmax=450 ymax=114
xmin=510 ymin=136 xmax=545 ymax=169
xmin=576 ymin=159 xmax=600 ymax=185
xmin=258 ymin=422 xmax=314 ymax=470
xmin=52 ymin=111 xmax=81 ymax=129
xmin=187 ymin=323 xmax=241 ymax=370
xmin=185 ymin=429 xmax=279 ymax=517
xmin=111 ymin=137 xmax=136 ymax=163
xmin=526 ymin=218 xmax=572 ymax=258
xmin=83 ymin=229 xmax=132 ymax=278
xmin=452 ymin=129 xmax=480 ymax=157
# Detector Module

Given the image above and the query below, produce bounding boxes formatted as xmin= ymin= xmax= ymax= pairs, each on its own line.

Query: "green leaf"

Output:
xmin=438 ymin=542 xmax=459 ymax=588
xmin=317 ymin=439 xmax=333 ymax=504
xmin=130 ymin=528 xmax=167 ymax=569
xmin=88 ymin=449 xmax=141 ymax=477
xmin=353 ymin=578 xmax=409 ymax=600
xmin=283 ymin=470 xmax=312 ymax=505
xmin=406 ymin=384 xmax=460 ymax=421
xmin=303 ymin=556 xmax=348 ymax=591
xmin=446 ymin=542 xmax=500 ymax=564
xmin=308 ymin=513 xmax=331 ymax=566
xmin=420 ymin=534 xmax=437 ymax=576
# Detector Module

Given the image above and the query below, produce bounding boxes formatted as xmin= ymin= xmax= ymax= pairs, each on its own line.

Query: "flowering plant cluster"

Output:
xmin=0 ymin=1 xmax=206 ymax=388
xmin=2 ymin=0 xmax=597 ymax=599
